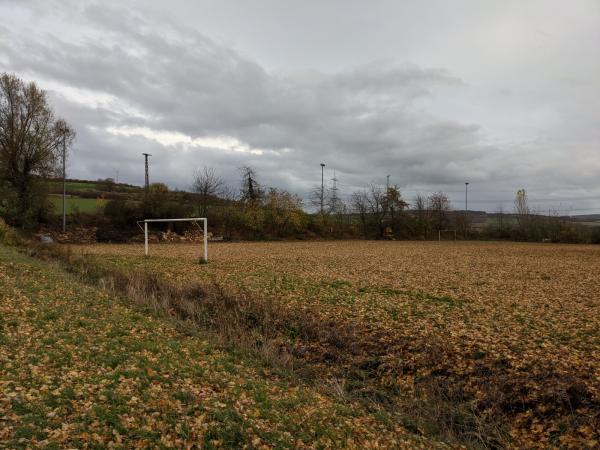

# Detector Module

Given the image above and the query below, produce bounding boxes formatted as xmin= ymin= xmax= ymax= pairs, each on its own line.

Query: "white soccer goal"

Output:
xmin=139 ymin=218 xmax=208 ymax=261
xmin=438 ymin=229 xmax=457 ymax=241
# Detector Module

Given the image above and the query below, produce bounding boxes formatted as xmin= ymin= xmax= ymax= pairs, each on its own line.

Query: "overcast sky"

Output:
xmin=1 ymin=0 xmax=599 ymax=213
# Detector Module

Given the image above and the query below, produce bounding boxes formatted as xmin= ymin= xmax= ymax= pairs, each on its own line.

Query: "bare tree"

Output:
xmin=514 ymin=189 xmax=529 ymax=223
xmin=351 ymin=189 xmax=369 ymax=238
xmin=367 ymin=184 xmax=387 ymax=237
xmin=192 ymin=166 xmax=224 ymax=216
xmin=220 ymin=184 xmax=238 ymax=203
xmin=428 ymin=192 xmax=451 ymax=231
xmin=350 ymin=184 xmax=406 ymax=238
xmin=414 ymin=193 xmax=429 ymax=237
xmin=0 ymin=73 xmax=75 ymax=226
xmin=514 ymin=188 xmax=533 ymax=237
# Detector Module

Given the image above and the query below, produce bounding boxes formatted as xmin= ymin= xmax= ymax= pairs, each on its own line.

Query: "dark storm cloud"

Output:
xmin=1 ymin=0 xmax=599 ymax=212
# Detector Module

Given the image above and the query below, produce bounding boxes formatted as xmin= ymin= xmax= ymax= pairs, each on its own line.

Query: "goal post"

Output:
xmin=438 ymin=229 xmax=457 ymax=241
xmin=140 ymin=217 xmax=208 ymax=261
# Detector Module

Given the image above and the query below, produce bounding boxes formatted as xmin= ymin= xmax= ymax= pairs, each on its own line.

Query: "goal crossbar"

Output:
xmin=438 ymin=229 xmax=457 ymax=241
xmin=140 ymin=217 xmax=208 ymax=261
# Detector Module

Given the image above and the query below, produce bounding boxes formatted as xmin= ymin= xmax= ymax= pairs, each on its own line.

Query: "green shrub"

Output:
xmin=3 ymin=229 xmax=20 ymax=246
xmin=104 ymin=199 xmax=141 ymax=227
xmin=0 ymin=217 xmax=21 ymax=246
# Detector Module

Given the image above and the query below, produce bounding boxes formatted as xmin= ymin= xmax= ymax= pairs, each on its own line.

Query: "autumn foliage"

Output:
xmin=1 ymin=245 xmax=437 ymax=448
xmin=55 ymin=240 xmax=599 ymax=448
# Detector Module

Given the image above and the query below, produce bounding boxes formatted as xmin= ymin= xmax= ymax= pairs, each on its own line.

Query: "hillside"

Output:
xmin=47 ymin=179 xmax=142 ymax=215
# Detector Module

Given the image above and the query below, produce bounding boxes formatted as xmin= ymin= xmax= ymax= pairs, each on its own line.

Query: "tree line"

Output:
xmin=1 ymin=72 xmax=598 ymax=243
xmin=108 ymin=165 xmax=596 ymax=244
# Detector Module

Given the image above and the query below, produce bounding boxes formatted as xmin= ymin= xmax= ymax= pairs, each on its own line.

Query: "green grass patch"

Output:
xmin=48 ymin=195 xmax=107 ymax=214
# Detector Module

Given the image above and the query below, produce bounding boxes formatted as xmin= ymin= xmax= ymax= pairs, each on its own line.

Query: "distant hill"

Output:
xmin=47 ymin=178 xmax=142 ymax=193
xmin=573 ymin=214 xmax=600 ymax=221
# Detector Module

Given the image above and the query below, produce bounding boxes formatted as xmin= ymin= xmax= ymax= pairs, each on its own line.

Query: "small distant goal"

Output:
xmin=438 ymin=229 xmax=457 ymax=241
xmin=138 ymin=218 xmax=208 ymax=262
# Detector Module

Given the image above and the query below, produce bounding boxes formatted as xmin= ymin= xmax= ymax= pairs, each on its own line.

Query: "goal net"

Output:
xmin=138 ymin=218 xmax=208 ymax=261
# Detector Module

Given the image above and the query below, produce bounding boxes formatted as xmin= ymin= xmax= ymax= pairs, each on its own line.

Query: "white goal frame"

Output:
xmin=438 ymin=229 xmax=457 ymax=241
xmin=140 ymin=218 xmax=208 ymax=261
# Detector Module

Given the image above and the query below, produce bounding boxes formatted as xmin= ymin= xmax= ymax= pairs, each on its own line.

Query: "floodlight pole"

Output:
xmin=465 ymin=182 xmax=469 ymax=239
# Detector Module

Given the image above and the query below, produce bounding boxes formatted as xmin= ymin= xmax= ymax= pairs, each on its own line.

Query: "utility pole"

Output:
xmin=62 ymin=133 xmax=66 ymax=233
xmin=142 ymin=153 xmax=151 ymax=191
xmin=320 ymin=163 xmax=325 ymax=215
xmin=465 ymin=182 xmax=469 ymax=239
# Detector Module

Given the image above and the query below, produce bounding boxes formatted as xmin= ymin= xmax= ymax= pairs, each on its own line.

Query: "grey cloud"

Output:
xmin=1 ymin=0 xmax=599 ymax=213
